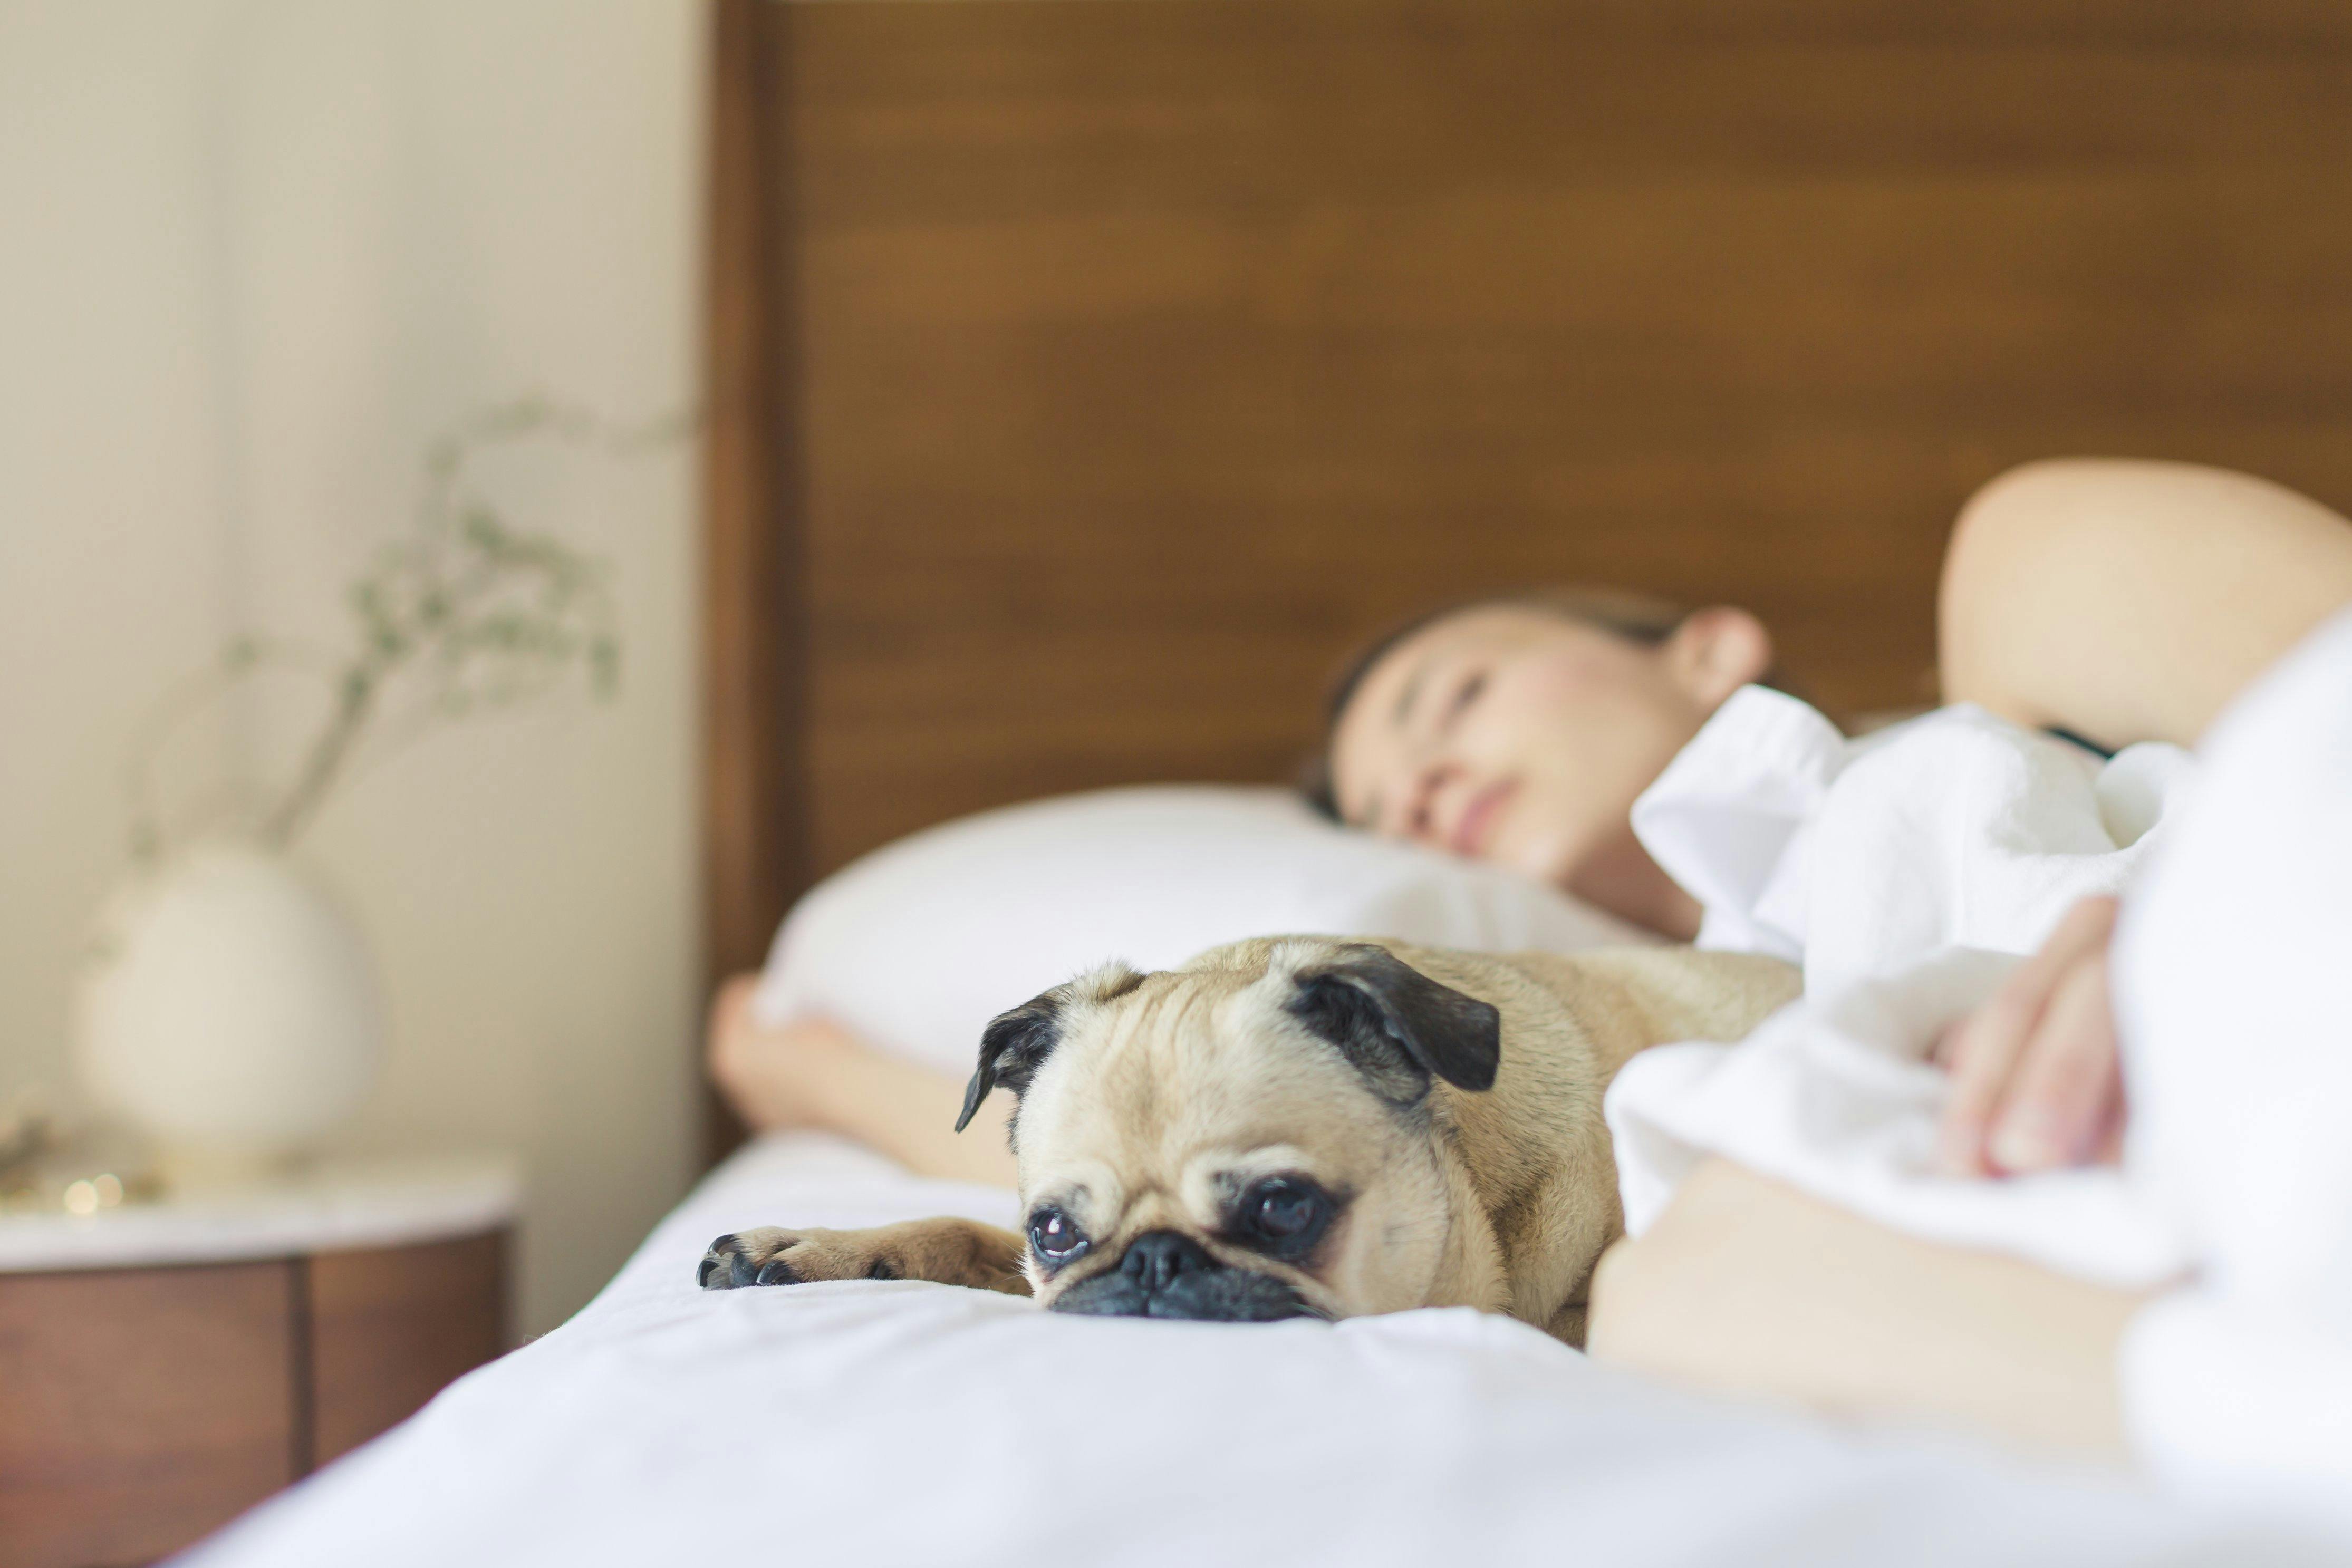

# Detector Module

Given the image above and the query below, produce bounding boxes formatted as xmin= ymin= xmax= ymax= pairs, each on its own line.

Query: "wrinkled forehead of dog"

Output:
xmin=955 ymin=937 xmax=1502 ymax=1185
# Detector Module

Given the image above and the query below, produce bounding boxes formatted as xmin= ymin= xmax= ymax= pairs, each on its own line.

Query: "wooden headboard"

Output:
xmin=701 ymin=0 xmax=2352 ymax=1147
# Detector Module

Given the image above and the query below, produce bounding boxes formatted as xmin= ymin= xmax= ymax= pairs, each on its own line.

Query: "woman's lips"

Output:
xmin=1449 ymin=780 xmax=1517 ymax=858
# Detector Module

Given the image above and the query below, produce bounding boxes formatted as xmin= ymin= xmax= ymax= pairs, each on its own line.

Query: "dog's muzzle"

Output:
xmin=1046 ymin=1229 xmax=1318 ymax=1323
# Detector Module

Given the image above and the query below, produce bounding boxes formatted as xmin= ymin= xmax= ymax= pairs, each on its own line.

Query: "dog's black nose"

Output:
xmin=1120 ymin=1230 xmax=1216 ymax=1293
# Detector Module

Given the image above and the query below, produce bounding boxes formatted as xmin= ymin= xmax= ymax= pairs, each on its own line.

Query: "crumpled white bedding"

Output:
xmin=182 ymin=1134 xmax=2339 ymax=1568
xmin=1632 ymin=688 xmax=2191 ymax=1000
xmin=1610 ymin=689 xmax=2196 ymax=1288
xmin=2108 ymin=609 xmax=2352 ymax=1507
xmin=1608 ymin=948 xmax=2187 ymax=1288
xmin=1611 ymin=617 xmax=2352 ymax=1510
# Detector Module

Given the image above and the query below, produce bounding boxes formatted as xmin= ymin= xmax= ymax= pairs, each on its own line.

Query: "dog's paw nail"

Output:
xmin=698 ymin=1232 xmax=773 ymax=1290
xmin=755 ymin=1256 xmax=799 ymax=1286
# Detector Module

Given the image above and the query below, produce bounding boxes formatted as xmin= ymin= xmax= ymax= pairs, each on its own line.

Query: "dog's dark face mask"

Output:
xmin=1046 ymin=1230 xmax=1318 ymax=1322
xmin=961 ymin=943 xmax=1502 ymax=1325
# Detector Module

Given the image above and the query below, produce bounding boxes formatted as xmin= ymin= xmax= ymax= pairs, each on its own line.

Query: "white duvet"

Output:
xmin=185 ymin=1133 xmax=2340 ymax=1568
xmin=1607 ymin=622 xmax=2352 ymax=1508
xmin=1611 ymin=688 xmax=2195 ymax=1285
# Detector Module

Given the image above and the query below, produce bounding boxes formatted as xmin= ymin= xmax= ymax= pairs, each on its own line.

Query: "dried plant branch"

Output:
xmin=127 ymin=396 xmax=689 ymax=861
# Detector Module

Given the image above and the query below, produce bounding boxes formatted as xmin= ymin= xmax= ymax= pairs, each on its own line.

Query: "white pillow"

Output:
xmin=753 ymin=786 xmax=1651 ymax=1077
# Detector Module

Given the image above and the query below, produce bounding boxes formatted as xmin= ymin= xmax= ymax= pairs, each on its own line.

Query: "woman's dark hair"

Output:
xmin=1298 ymin=587 xmax=1801 ymax=823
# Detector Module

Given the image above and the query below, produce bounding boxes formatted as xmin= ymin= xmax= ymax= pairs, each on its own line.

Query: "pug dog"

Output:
xmin=698 ymin=937 xmax=1796 ymax=1344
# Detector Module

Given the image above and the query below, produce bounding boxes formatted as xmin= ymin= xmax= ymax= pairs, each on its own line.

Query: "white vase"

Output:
xmin=75 ymin=842 xmax=383 ymax=1183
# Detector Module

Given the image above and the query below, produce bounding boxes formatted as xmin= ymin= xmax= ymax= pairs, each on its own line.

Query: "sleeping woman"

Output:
xmin=707 ymin=457 xmax=2352 ymax=1489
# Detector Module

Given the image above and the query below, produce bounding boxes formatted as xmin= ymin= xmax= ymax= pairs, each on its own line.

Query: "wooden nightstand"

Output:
xmin=0 ymin=1158 xmax=517 ymax=1568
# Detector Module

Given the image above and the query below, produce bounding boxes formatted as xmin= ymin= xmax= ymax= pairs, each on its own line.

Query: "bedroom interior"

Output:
xmin=4 ymin=1 xmax=2351 ymax=1564
xmin=698 ymin=0 xmax=2352 ymax=1144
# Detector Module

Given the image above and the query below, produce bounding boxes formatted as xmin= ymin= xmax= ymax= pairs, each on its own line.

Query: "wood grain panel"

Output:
xmin=0 ymin=1261 xmax=295 ymax=1568
xmin=703 ymin=0 xmax=804 ymax=1160
xmin=309 ymin=1232 xmax=507 ymax=1467
xmin=727 ymin=0 xmax=2352 ymax=878
xmin=703 ymin=0 xmax=802 ymax=981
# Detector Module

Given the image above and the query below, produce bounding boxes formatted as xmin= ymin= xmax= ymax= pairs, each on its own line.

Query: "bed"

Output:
xmin=189 ymin=2 xmax=2352 ymax=1562
xmin=183 ymin=1135 xmax=2340 ymax=1567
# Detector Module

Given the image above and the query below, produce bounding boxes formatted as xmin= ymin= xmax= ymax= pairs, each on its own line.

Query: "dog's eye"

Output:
xmin=1248 ymin=1182 xmax=1324 ymax=1240
xmin=1028 ymin=1208 xmax=1088 ymax=1264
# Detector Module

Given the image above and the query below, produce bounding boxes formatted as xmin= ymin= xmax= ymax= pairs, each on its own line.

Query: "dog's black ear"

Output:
xmin=956 ymin=963 xmax=1145 ymax=1133
xmin=956 ymin=993 xmax=1063 ymax=1132
xmin=1286 ymin=945 xmax=1501 ymax=1102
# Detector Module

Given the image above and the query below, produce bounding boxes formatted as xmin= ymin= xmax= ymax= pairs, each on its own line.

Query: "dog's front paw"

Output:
xmin=696 ymin=1226 xmax=904 ymax=1290
xmin=698 ymin=1227 xmax=803 ymax=1289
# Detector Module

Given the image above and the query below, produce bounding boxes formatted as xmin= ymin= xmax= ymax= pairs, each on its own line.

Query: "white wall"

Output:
xmin=0 ymin=0 xmax=703 ymax=1337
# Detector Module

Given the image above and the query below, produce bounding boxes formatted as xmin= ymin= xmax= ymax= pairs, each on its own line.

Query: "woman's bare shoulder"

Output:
xmin=1939 ymin=459 xmax=2352 ymax=749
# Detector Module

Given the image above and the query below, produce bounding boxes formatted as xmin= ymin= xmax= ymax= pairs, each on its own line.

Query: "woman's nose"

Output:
xmin=1403 ymin=762 xmax=1460 ymax=843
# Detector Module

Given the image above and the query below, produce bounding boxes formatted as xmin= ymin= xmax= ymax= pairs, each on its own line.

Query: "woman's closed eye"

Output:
xmin=1444 ymin=670 xmax=1487 ymax=725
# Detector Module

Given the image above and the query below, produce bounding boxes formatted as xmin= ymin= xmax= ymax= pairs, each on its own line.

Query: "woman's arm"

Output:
xmin=1932 ymin=464 xmax=2352 ymax=1175
xmin=1940 ymin=459 xmax=2352 ymax=750
xmin=706 ymin=974 xmax=1019 ymax=1188
xmin=1587 ymin=1158 xmax=2148 ymax=1457
xmin=1597 ymin=464 xmax=2348 ymax=1453
xmin=1935 ymin=464 xmax=2352 ymax=1174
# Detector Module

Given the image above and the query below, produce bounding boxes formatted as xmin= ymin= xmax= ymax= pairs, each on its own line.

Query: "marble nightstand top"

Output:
xmin=0 ymin=1155 xmax=520 ymax=1272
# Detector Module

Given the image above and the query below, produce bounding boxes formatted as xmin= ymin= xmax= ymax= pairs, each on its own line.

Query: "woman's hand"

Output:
xmin=1934 ymin=895 xmax=2125 ymax=1177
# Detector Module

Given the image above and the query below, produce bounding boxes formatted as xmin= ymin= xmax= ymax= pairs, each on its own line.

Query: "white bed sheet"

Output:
xmin=183 ymin=1134 xmax=2342 ymax=1567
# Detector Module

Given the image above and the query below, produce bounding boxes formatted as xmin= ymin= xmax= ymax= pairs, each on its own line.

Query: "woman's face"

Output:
xmin=1326 ymin=605 xmax=1770 ymax=898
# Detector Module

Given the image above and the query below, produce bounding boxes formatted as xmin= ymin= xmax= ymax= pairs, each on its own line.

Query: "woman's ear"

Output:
xmin=1665 ymin=607 xmax=1773 ymax=710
